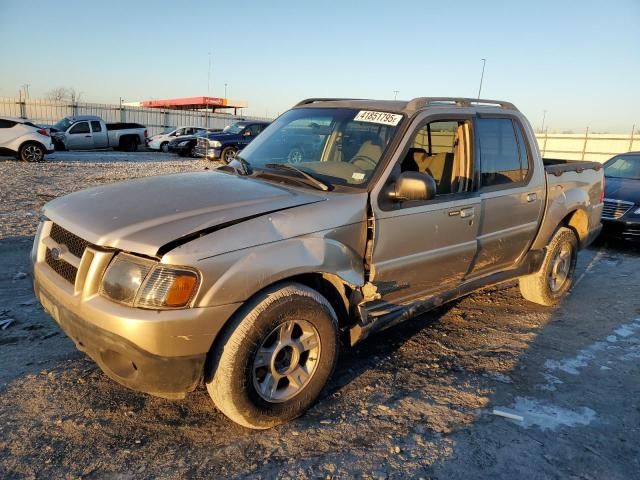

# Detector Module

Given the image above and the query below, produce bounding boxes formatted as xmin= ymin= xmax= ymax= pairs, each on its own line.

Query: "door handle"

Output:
xmin=460 ymin=207 xmax=475 ymax=218
xmin=526 ymin=192 xmax=537 ymax=203
xmin=84 ymin=135 xmax=92 ymax=138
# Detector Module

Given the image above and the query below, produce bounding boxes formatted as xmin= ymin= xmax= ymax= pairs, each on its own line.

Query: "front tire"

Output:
xmin=220 ymin=146 xmax=236 ymax=164
xmin=519 ymin=227 xmax=578 ymax=306
xmin=160 ymin=142 xmax=169 ymax=153
xmin=206 ymin=283 xmax=339 ymax=429
xmin=19 ymin=142 xmax=45 ymax=162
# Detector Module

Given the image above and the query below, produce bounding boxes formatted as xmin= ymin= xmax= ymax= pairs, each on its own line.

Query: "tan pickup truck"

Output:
xmin=32 ymin=97 xmax=603 ymax=429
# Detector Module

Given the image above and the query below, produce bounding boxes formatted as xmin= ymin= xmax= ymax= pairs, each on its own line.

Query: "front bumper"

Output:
xmin=168 ymin=144 xmax=190 ymax=154
xmin=194 ymin=145 xmax=220 ymax=159
xmin=601 ymin=218 xmax=640 ymax=242
xmin=32 ymin=221 xmax=241 ymax=398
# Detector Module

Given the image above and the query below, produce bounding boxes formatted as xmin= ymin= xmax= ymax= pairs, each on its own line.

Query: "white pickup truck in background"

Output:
xmin=50 ymin=115 xmax=147 ymax=152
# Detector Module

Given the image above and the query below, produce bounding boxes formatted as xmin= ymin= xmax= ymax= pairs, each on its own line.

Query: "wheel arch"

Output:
xmin=202 ymin=273 xmax=355 ymax=384
xmin=17 ymin=140 xmax=48 ymax=160
xmin=531 ymin=187 xmax=592 ymax=250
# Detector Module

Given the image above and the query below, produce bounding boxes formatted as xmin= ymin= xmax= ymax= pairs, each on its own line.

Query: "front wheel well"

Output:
xmin=203 ymin=274 xmax=356 ymax=384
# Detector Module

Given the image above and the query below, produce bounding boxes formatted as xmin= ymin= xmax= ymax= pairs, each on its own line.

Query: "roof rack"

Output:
xmin=405 ymin=97 xmax=518 ymax=112
xmin=294 ymin=98 xmax=364 ymax=107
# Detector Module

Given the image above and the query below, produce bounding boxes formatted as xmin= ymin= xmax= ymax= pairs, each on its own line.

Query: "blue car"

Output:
xmin=600 ymin=151 xmax=640 ymax=242
xmin=195 ymin=121 xmax=270 ymax=163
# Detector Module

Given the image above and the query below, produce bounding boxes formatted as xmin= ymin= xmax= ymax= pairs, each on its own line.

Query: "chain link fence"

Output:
xmin=0 ymin=97 xmax=272 ymax=136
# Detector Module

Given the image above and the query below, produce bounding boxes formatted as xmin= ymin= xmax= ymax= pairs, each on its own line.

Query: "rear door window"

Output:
xmin=90 ymin=121 xmax=102 ymax=133
xmin=477 ymin=117 xmax=526 ymax=187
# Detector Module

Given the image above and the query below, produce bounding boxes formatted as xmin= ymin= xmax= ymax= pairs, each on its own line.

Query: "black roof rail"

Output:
xmin=294 ymin=98 xmax=365 ymax=107
xmin=405 ymin=97 xmax=518 ymax=112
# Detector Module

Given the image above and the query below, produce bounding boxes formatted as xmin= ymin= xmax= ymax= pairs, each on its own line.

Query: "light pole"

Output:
xmin=541 ymin=110 xmax=547 ymax=133
xmin=207 ymin=51 xmax=212 ymax=94
xmin=224 ymin=83 xmax=228 ymax=99
xmin=477 ymin=58 xmax=486 ymax=99
xmin=393 ymin=90 xmax=399 ymax=100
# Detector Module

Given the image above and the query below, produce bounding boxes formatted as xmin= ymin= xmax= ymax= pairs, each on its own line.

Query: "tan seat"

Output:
xmin=351 ymin=141 xmax=383 ymax=170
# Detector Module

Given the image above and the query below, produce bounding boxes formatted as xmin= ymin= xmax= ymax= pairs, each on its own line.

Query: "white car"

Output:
xmin=147 ymin=126 xmax=208 ymax=152
xmin=0 ymin=117 xmax=55 ymax=162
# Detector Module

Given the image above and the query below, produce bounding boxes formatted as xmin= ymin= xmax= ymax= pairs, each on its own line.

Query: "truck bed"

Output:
xmin=543 ymin=158 xmax=602 ymax=176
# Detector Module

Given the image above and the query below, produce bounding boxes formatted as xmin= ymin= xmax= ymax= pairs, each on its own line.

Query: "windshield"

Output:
xmin=223 ymin=123 xmax=246 ymax=134
xmin=52 ymin=117 xmax=74 ymax=132
xmin=238 ymin=107 xmax=402 ymax=188
xmin=159 ymin=127 xmax=175 ymax=135
xmin=605 ymin=156 xmax=640 ymax=180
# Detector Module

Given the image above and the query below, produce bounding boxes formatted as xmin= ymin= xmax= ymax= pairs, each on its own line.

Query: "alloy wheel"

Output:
xmin=548 ymin=243 xmax=572 ymax=292
xmin=252 ymin=320 xmax=321 ymax=403
xmin=23 ymin=145 xmax=43 ymax=162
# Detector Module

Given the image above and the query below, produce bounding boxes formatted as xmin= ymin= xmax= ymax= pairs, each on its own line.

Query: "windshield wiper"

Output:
xmin=264 ymin=163 xmax=330 ymax=191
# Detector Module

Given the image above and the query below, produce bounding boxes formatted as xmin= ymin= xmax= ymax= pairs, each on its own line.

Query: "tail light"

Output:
xmin=37 ymin=129 xmax=50 ymax=137
xmin=600 ymin=175 xmax=605 ymax=203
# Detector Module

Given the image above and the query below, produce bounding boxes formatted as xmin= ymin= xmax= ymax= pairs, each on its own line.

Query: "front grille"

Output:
xmin=197 ymin=138 xmax=208 ymax=148
xmin=49 ymin=223 xmax=89 ymax=258
xmin=602 ymin=199 xmax=633 ymax=220
xmin=45 ymin=247 xmax=78 ymax=284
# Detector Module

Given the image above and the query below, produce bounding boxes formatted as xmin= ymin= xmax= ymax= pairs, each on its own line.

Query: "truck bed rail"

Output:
xmin=543 ymin=158 xmax=602 ymax=176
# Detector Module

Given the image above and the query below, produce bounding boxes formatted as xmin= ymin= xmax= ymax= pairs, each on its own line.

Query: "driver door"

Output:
xmin=368 ymin=116 xmax=480 ymax=307
xmin=65 ymin=121 xmax=93 ymax=149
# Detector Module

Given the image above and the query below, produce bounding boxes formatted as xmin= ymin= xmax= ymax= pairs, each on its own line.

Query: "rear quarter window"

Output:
xmin=0 ymin=119 xmax=18 ymax=128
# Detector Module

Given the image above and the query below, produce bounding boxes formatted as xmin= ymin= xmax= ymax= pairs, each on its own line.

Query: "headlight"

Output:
xmin=209 ymin=140 xmax=221 ymax=148
xmin=178 ymin=141 xmax=189 ymax=146
xmin=99 ymin=253 xmax=199 ymax=309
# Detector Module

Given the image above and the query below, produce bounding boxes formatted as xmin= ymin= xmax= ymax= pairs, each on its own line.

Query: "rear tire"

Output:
xmin=519 ymin=227 xmax=578 ymax=306
xmin=120 ymin=137 xmax=138 ymax=152
xmin=19 ymin=142 xmax=45 ymax=162
xmin=206 ymin=283 xmax=339 ymax=429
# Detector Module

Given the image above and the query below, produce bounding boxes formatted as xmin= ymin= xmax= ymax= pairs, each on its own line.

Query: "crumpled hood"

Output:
xmin=43 ymin=171 xmax=325 ymax=257
xmin=605 ymin=176 xmax=640 ymax=205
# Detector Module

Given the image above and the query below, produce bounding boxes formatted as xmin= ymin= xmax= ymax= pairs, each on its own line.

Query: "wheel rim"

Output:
xmin=223 ymin=149 xmax=235 ymax=162
xmin=24 ymin=145 xmax=42 ymax=162
xmin=161 ymin=143 xmax=168 ymax=152
xmin=252 ymin=319 xmax=321 ymax=403
xmin=548 ymin=243 xmax=572 ymax=292
xmin=287 ymin=149 xmax=303 ymax=164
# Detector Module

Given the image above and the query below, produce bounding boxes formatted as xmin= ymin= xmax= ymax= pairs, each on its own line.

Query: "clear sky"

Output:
xmin=1 ymin=0 xmax=638 ymax=132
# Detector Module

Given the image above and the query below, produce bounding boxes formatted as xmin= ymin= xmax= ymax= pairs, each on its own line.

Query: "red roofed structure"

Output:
xmin=139 ymin=96 xmax=248 ymax=114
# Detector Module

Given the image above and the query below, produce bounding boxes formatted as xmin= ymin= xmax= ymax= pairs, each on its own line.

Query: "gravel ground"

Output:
xmin=1 ymin=152 xmax=639 ymax=479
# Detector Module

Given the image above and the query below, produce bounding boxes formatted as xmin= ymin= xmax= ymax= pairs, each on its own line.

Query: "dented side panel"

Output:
xmin=162 ymin=192 xmax=369 ymax=308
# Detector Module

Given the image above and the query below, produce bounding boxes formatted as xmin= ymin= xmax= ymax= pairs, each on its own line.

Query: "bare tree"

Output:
xmin=45 ymin=87 xmax=83 ymax=103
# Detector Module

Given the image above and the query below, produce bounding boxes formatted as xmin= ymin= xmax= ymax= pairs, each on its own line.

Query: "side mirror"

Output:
xmin=388 ymin=171 xmax=436 ymax=202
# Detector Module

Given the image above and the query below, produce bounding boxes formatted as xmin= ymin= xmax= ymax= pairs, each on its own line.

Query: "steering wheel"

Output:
xmin=350 ymin=155 xmax=377 ymax=171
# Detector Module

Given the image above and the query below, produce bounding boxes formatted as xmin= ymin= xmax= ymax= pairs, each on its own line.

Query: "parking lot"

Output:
xmin=1 ymin=152 xmax=639 ymax=479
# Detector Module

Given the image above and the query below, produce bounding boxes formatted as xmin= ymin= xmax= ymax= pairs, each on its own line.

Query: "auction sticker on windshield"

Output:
xmin=354 ymin=111 xmax=402 ymax=126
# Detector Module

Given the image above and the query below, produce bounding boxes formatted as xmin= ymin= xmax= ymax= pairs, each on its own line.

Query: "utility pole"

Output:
xmin=224 ymin=83 xmax=228 ymax=99
xmin=393 ymin=90 xmax=399 ymax=100
xmin=207 ymin=51 xmax=212 ymax=95
xmin=477 ymin=58 xmax=486 ymax=99
xmin=541 ymin=110 xmax=547 ymax=133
